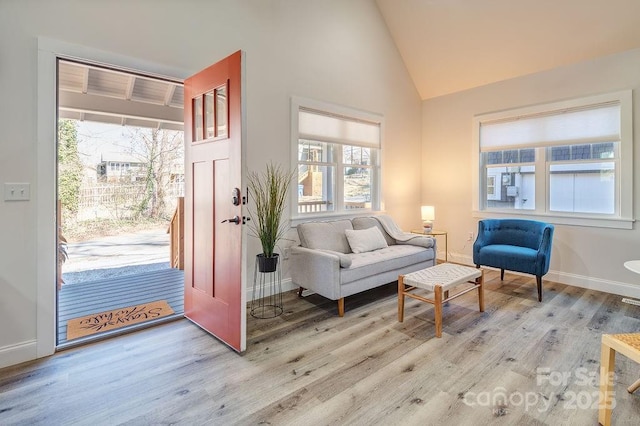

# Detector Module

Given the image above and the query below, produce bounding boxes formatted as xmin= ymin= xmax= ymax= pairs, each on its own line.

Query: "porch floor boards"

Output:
xmin=57 ymin=268 xmax=184 ymax=345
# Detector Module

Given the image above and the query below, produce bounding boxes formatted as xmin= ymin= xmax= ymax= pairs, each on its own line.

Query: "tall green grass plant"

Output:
xmin=247 ymin=162 xmax=295 ymax=258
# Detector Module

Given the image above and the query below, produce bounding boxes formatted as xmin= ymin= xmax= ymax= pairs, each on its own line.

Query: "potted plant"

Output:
xmin=247 ymin=162 xmax=295 ymax=273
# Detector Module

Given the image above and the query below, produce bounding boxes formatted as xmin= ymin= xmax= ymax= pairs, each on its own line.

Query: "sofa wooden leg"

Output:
xmin=398 ymin=276 xmax=405 ymax=322
xmin=338 ymin=298 xmax=345 ymax=317
xmin=536 ymin=276 xmax=543 ymax=302
xmin=500 ymin=268 xmax=504 ymax=280
xmin=297 ymin=287 xmax=305 ymax=298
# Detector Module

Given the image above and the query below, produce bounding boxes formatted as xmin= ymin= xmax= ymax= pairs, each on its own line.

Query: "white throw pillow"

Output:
xmin=345 ymin=226 xmax=388 ymax=254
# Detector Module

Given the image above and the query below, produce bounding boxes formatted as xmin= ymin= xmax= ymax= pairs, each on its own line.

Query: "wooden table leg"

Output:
xmin=599 ymin=338 xmax=616 ymax=426
xmin=398 ymin=275 xmax=405 ymax=322
xmin=434 ymin=285 xmax=443 ymax=338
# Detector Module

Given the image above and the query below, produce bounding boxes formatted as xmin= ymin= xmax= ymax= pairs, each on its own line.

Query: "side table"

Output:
xmin=411 ymin=229 xmax=447 ymax=263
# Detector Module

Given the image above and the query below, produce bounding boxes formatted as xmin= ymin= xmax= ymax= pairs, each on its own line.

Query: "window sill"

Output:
xmin=472 ymin=210 xmax=634 ymax=229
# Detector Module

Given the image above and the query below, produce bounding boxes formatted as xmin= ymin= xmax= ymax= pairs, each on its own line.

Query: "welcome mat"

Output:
xmin=66 ymin=300 xmax=175 ymax=340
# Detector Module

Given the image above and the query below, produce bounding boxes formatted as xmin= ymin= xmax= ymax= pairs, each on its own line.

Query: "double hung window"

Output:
xmin=473 ymin=91 xmax=632 ymax=228
xmin=292 ymin=97 xmax=382 ymax=218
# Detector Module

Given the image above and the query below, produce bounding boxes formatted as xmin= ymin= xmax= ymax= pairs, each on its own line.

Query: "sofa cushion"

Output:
xmin=351 ymin=216 xmax=396 ymax=246
xmin=341 ymin=245 xmax=433 ymax=283
xmin=345 ymin=226 xmax=388 ymax=254
xmin=297 ymin=219 xmax=353 ymax=253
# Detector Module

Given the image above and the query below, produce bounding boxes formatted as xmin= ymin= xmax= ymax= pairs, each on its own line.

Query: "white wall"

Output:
xmin=422 ymin=48 xmax=640 ymax=297
xmin=0 ymin=0 xmax=422 ymax=367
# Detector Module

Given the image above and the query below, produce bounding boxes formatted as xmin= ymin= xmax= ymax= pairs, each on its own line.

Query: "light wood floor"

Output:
xmin=2 ymin=270 xmax=640 ymax=425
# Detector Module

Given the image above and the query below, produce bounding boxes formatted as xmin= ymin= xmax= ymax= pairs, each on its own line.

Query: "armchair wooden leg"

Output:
xmin=337 ymin=298 xmax=345 ymax=317
xmin=500 ymin=268 xmax=504 ymax=280
xmin=297 ymin=287 xmax=305 ymax=298
xmin=536 ymin=276 xmax=543 ymax=302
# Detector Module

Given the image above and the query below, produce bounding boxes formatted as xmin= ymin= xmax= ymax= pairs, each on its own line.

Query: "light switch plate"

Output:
xmin=4 ymin=183 xmax=30 ymax=201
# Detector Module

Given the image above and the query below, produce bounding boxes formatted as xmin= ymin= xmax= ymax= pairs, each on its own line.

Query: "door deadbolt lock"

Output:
xmin=232 ymin=188 xmax=241 ymax=206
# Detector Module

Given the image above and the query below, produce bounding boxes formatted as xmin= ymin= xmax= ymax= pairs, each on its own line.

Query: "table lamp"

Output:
xmin=421 ymin=205 xmax=435 ymax=234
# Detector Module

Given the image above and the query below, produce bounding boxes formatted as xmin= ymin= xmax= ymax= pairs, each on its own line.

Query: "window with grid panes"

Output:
xmin=292 ymin=98 xmax=382 ymax=217
xmin=473 ymin=90 xmax=632 ymax=228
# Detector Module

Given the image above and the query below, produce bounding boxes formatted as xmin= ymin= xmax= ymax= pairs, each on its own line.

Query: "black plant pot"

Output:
xmin=257 ymin=253 xmax=279 ymax=273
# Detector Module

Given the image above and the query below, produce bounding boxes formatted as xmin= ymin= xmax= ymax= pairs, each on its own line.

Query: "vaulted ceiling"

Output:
xmin=59 ymin=1 xmax=640 ymax=126
xmin=376 ymin=0 xmax=640 ymax=99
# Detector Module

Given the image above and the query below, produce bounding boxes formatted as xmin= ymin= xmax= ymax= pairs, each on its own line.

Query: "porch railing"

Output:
xmin=168 ymin=197 xmax=184 ymax=270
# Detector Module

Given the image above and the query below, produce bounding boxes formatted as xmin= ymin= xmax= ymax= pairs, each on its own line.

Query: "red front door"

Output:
xmin=184 ymin=51 xmax=244 ymax=352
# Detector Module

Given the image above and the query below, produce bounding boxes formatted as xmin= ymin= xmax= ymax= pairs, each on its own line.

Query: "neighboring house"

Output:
xmin=96 ymin=154 xmax=146 ymax=182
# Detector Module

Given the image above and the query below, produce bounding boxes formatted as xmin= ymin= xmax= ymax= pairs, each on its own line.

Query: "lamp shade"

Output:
xmin=421 ymin=205 xmax=435 ymax=221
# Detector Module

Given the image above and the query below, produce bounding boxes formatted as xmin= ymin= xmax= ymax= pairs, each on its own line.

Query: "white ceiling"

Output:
xmin=376 ymin=0 xmax=640 ymax=99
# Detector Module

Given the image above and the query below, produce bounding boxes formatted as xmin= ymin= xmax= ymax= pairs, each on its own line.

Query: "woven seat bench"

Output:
xmin=599 ymin=333 xmax=640 ymax=425
xmin=398 ymin=263 xmax=484 ymax=337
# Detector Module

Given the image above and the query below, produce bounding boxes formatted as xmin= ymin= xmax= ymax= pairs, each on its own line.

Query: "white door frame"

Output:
xmin=36 ymin=37 xmax=189 ymax=358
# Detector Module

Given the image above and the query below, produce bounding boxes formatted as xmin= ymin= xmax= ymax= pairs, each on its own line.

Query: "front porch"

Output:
xmin=58 ymin=268 xmax=184 ymax=346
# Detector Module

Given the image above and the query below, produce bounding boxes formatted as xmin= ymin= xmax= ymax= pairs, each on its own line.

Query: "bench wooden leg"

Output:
xmin=398 ymin=276 xmax=405 ymax=322
xmin=434 ymin=285 xmax=443 ymax=338
xmin=337 ymin=297 xmax=344 ymax=317
xmin=478 ymin=270 xmax=485 ymax=312
xmin=628 ymin=377 xmax=640 ymax=394
xmin=599 ymin=339 xmax=616 ymax=426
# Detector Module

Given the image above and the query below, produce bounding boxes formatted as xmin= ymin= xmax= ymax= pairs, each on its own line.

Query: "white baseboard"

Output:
xmin=0 ymin=340 xmax=37 ymax=369
xmin=449 ymin=252 xmax=640 ymax=299
xmin=546 ymin=271 xmax=640 ymax=299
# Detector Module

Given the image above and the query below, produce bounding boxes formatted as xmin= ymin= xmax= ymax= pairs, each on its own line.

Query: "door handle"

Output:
xmin=221 ymin=216 xmax=241 ymax=225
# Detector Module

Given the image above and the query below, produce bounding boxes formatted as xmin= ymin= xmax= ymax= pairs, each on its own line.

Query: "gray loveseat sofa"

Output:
xmin=291 ymin=215 xmax=436 ymax=316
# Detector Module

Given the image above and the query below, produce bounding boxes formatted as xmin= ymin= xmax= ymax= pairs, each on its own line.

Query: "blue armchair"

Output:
xmin=473 ymin=219 xmax=554 ymax=302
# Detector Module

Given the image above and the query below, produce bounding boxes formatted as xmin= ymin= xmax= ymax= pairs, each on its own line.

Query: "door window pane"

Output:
xmin=216 ymin=86 xmax=228 ymax=138
xmin=193 ymin=96 xmax=203 ymax=141
xmin=204 ymin=91 xmax=214 ymax=139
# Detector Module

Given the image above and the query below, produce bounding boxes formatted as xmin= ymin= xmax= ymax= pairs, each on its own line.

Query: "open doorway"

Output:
xmin=56 ymin=59 xmax=185 ymax=347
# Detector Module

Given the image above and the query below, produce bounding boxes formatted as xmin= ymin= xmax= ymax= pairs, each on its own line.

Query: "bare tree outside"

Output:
xmin=62 ymin=121 xmax=184 ymax=240
xmin=128 ymin=127 xmax=184 ymax=220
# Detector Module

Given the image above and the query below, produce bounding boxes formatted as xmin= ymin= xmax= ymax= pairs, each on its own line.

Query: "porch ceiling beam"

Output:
xmin=81 ymin=67 xmax=89 ymax=93
xmin=59 ymin=90 xmax=183 ymax=124
xmin=125 ymin=75 xmax=135 ymax=100
xmin=164 ymin=84 xmax=176 ymax=106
